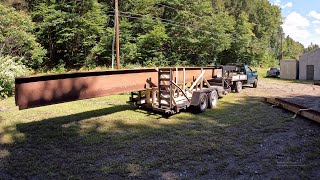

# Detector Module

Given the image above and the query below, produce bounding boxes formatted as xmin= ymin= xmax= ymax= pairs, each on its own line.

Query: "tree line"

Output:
xmin=0 ymin=0 xmax=315 ymax=70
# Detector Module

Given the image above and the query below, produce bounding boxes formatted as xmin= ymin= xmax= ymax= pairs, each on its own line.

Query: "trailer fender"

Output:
xmin=190 ymin=91 xmax=207 ymax=106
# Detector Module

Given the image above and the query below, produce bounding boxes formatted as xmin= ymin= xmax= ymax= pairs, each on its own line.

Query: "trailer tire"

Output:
xmin=208 ymin=91 xmax=218 ymax=109
xmin=191 ymin=93 xmax=208 ymax=113
xmin=235 ymin=81 xmax=242 ymax=93
xmin=253 ymin=79 xmax=258 ymax=88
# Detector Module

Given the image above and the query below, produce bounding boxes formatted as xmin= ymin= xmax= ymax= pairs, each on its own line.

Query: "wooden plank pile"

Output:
xmin=264 ymin=97 xmax=320 ymax=124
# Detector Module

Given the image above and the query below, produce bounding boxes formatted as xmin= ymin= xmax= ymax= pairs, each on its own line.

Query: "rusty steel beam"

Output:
xmin=15 ymin=67 xmax=217 ymax=110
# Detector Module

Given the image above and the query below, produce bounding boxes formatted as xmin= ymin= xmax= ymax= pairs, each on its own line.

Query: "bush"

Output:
xmin=0 ymin=56 xmax=27 ymax=98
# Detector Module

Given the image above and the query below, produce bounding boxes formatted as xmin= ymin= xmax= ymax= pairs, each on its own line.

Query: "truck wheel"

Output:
xmin=191 ymin=93 xmax=208 ymax=113
xmin=253 ymin=79 xmax=258 ymax=88
xmin=235 ymin=81 xmax=242 ymax=93
xmin=208 ymin=90 xmax=218 ymax=109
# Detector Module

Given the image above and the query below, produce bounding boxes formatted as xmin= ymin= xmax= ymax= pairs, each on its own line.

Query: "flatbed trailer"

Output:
xmin=129 ymin=68 xmax=225 ymax=114
xmin=15 ymin=67 xmax=226 ymax=114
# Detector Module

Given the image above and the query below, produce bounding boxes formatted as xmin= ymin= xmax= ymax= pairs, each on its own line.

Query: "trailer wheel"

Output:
xmin=235 ymin=81 xmax=242 ymax=93
xmin=253 ymin=79 xmax=258 ymax=88
xmin=208 ymin=91 xmax=218 ymax=109
xmin=191 ymin=93 xmax=208 ymax=113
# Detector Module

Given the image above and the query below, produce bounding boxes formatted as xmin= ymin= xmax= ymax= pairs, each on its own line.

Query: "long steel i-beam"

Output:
xmin=15 ymin=68 xmax=217 ymax=110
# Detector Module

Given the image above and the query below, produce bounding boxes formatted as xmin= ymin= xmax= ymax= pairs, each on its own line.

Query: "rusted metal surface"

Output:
xmin=15 ymin=69 xmax=158 ymax=109
xmin=15 ymin=67 xmax=217 ymax=110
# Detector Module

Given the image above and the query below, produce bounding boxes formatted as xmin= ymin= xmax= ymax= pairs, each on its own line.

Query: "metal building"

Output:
xmin=280 ymin=60 xmax=299 ymax=80
xmin=299 ymin=49 xmax=320 ymax=80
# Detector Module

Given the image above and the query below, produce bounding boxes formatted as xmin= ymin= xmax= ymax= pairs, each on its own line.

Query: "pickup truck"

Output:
xmin=223 ymin=64 xmax=258 ymax=93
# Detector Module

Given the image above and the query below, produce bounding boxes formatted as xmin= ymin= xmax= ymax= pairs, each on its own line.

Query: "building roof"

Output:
xmin=300 ymin=48 xmax=320 ymax=58
xmin=280 ymin=59 xmax=297 ymax=61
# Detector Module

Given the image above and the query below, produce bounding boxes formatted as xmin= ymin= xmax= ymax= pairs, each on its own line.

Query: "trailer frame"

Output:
xmin=129 ymin=67 xmax=225 ymax=114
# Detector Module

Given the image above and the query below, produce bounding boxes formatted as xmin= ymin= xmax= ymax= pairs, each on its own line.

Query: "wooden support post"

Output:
xmin=138 ymin=91 xmax=142 ymax=100
xmin=176 ymin=68 xmax=178 ymax=84
xmin=183 ymin=68 xmax=186 ymax=91
xmin=189 ymin=70 xmax=206 ymax=91
xmin=176 ymin=68 xmax=179 ymax=97
xmin=171 ymin=89 xmax=177 ymax=106
xmin=152 ymin=88 xmax=157 ymax=105
xmin=146 ymin=88 xmax=151 ymax=105
xmin=204 ymin=78 xmax=211 ymax=88
xmin=158 ymin=70 xmax=161 ymax=106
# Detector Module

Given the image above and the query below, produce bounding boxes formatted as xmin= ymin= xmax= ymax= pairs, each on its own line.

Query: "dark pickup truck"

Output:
xmin=223 ymin=64 xmax=259 ymax=93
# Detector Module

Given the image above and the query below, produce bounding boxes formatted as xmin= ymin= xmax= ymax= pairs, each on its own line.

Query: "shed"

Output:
xmin=299 ymin=49 xmax=320 ymax=80
xmin=280 ymin=60 xmax=299 ymax=80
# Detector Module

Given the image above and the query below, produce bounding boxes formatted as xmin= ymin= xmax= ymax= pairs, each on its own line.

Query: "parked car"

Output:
xmin=266 ymin=67 xmax=280 ymax=78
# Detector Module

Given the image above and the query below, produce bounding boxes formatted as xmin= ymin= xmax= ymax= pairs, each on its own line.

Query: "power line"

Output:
xmin=108 ymin=11 xmax=234 ymax=39
xmin=109 ymin=13 xmax=241 ymax=42
xmin=120 ymin=11 xmax=182 ymax=26
xmin=156 ymin=3 xmax=178 ymax=11
xmin=155 ymin=3 xmax=199 ymax=18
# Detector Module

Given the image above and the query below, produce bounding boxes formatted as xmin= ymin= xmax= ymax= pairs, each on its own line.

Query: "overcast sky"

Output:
xmin=269 ymin=0 xmax=320 ymax=47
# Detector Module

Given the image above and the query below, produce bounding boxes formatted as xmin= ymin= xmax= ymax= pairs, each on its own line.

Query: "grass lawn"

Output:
xmin=0 ymin=89 xmax=320 ymax=179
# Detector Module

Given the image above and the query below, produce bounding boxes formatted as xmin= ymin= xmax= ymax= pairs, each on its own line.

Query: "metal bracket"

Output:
xmin=292 ymin=109 xmax=311 ymax=119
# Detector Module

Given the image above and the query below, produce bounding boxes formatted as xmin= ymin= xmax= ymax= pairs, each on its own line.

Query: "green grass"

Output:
xmin=0 ymin=92 xmax=319 ymax=179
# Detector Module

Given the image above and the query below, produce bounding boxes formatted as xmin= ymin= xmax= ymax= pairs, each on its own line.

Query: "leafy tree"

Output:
xmin=218 ymin=11 xmax=254 ymax=65
xmin=282 ymin=35 xmax=304 ymax=60
xmin=0 ymin=3 xmax=46 ymax=68
xmin=305 ymin=43 xmax=319 ymax=53
xmin=31 ymin=0 xmax=107 ymax=68
xmin=1 ymin=0 xmax=299 ymax=69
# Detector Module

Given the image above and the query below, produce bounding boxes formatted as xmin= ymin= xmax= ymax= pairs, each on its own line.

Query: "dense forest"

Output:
xmin=0 ymin=0 xmax=314 ymax=70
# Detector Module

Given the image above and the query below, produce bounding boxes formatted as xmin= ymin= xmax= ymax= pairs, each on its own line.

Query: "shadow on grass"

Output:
xmin=0 ymin=95 xmax=320 ymax=179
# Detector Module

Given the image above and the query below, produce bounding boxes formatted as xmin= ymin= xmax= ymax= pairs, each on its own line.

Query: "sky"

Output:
xmin=269 ymin=0 xmax=320 ymax=47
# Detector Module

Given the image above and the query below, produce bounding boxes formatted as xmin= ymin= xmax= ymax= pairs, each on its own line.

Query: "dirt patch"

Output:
xmin=246 ymin=79 xmax=320 ymax=98
xmin=245 ymin=79 xmax=320 ymax=112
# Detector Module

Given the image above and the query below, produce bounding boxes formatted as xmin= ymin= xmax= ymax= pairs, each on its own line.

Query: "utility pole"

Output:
xmin=115 ymin=0 xmax=120 ymax=69
xmin=280 ymin=32 xmax=283 ymax=60
xmin=111 ymin=16 xmax=116 ymax=70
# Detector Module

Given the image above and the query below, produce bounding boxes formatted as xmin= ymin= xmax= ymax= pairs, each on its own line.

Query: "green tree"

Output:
xmin=31 ymin=0 xmax=107 ymax=68
xmin=4 ymin=0 xmax=296 ymax=69
xmin=218 ymin=11 xmax=254 ymax=65
xmin=0 ymin=3 xmax=46 ymax=68
xmin=282 ymin=35 xmax=304 ymax=59
xmin=305 ymin=43 xmax=319 ymax=53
